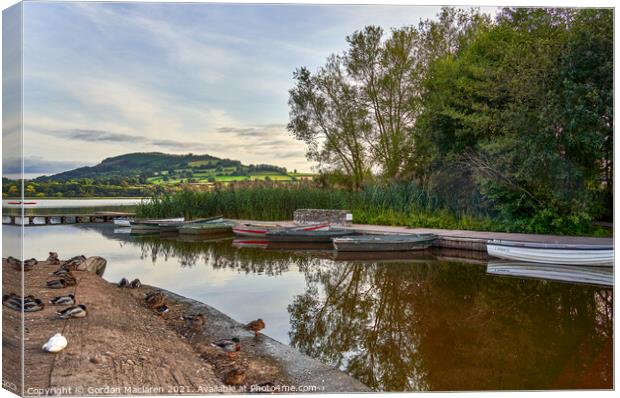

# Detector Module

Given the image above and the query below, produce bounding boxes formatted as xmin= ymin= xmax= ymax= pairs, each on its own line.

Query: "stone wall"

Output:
xmin=293 ymin=209 xmax=353 ymax=226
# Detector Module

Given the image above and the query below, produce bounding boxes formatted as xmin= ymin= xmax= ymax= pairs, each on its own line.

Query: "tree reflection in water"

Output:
xmin=76 ymin=225 xmax=613 ymax=391
xmin=288 ymin=260 xmax=613 ymax=391
xmin=107 ymin=230 xmax=323 ymax=276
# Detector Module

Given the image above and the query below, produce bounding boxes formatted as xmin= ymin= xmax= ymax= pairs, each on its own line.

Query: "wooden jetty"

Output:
xmin=234 ymin=219 xmax=613 ymax=252
xmin=2 ymin=212 xmax=135 ymax=226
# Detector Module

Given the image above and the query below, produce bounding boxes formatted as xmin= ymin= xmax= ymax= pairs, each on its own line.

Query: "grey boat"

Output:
xmin=178 ymin=220 xmax=235 ymax=235
xmin=265 ymin=228 xmax=356 ymax=243
xmin=332 ymin=233 xmax=437 ymax=252
xmin=158 ymin=215 xmax=224 ymax=233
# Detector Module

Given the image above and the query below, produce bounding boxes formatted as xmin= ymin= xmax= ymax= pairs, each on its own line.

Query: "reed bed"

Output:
xmin=136 ymin=181 xmax=503 ymax=232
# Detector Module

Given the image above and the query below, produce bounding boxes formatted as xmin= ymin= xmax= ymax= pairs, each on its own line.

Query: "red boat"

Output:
xmin=233 ymin=223 xmax=329 ymax=238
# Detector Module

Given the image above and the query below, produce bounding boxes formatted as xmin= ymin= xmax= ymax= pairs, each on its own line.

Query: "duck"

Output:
xmin=42 ymin=333 xmax=68 ymax=353
xmin=129 ymin=278 xmax=141 ymax=289
xmin=63 ymin=255 xmax=86 ymax=271
xmin=6 ymin=256 xmax=21 ymax=268
xmin=225 ymin=368 xmax=246 ymax=386
xmin=23 ymin=258 xmax=38 ymax=267
xmin=2 ymin=294 xmax=43 ymax=312
xmin=118 ymin=278 xmax=129 ymax=288
xmin=2 ymin=294 xmax=24 ymax=311
xmin=47 ymin=252 xmax=60 ymax=265
xmin=211 ymin=337 xmax=241 ymax=358
xmin=60 ymin=272 xmax=77 ymax=286
xmin=52 ymin=267 xmax=71 ymax=276
xmin=3 ymin=293 xmax=20 ymax=302
xmin=145 ymin=291 xmax=166 ymax=309
xmin=7 ymin=257 xmax=36 ymax=272
xmin=57 ymin=304 xmax=87 ymax=319
xmin=3 ymin=293 xmax=35 ymax=303
xmin=46 ymin=279 xmax=67 ymax=289
xmin=183 ymin=313 xmax=206 ymax=328
xmin=245 ymin=319 xmax=266 ymax=337
xmin=23 ymin=299 xmax=45 ymax=312
xmin=2 ymin=299 xmax=22 ymax=312
xmin=49 ymin=294 xmax=75 ymax=306
xmin=6 ymin=256 xmax=32 ymax=271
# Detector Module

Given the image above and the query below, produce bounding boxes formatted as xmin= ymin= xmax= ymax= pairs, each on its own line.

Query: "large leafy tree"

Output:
xmin=289 ymin=8 xmax=489 ymax=187
xmin=288 ymin=57 xmax=371 ymax=189
xmin=418 ymin=8 xmax=613 ymax=232
xmin=345 ymin=25 xmax=422 ymax=180
xmin=555 ymin=9 xmax=613 ymax=217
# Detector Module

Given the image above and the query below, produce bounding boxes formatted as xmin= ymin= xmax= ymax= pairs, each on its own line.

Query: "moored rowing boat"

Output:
xmin=130 ymin=217 xmax=185 ymax=232
xmin=486 ymin=240 xmax=613 ymax=267
xmin=113 ymin=218 xmax=132 ymax=227
xmin=232 ymin=223 xmax=329 ymax=237
xmin=265 ymin=228 xmax=355 ymax=243
xmin=332 ymin=233 xmax=437 ymax=252
xmin=178 ymin=220 xmax=235 ymax=235
xmin=159 ymin=216 xmax=224 ymax=233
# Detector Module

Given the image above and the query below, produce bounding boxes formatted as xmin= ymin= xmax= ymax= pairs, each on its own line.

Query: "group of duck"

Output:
xmin=116 ymin=276 xmax=172 ymax=315
xmin=4 ymin=252 xmax=268 ymax=386
xmin=200 ymin=318 xmax=266 ymax=386
xmin=2 ymin=252 xmax=88 ymax=319
xmin=118 ymin=275 xmax=266 ymax=387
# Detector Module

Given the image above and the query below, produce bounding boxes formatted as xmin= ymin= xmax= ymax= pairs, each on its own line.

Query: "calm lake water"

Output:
xmin=2 ymin=198 xmax=143 ymax=215
xmin=4 ymin=223 xmax=613 ymax=391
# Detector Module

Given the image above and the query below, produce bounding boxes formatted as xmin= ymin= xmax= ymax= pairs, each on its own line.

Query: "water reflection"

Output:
xmin=17 ymin=223 xmax=614 ymax=391
xmin=287 ymin=260 xmax=613 ymax=391
xmin=79 ymin=224 xmax=323 ymax=276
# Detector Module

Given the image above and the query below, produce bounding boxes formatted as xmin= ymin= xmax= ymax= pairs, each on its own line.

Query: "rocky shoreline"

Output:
xmin=2 ymin=255 xmax=369 ymax=395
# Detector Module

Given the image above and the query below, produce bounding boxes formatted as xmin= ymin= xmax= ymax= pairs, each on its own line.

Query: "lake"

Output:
xmin=2 ymin=198 xmax=143 ymax=215
xmin=3 ymin=222 xmax=613 ymax=391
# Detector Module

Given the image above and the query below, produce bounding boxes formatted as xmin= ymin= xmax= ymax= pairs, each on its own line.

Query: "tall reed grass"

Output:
xmin=136 ymin=182 xmax=505 ymax=232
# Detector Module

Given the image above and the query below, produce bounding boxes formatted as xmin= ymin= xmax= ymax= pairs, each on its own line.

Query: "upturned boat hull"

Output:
xmin=487 ymin=240 xmax=613 ymax=266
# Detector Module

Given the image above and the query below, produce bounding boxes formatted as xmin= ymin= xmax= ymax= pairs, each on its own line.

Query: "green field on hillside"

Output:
xmin=147 ymin=172 xmax=297 ymax=185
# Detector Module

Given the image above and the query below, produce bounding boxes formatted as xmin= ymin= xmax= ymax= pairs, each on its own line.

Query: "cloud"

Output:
xmin=47 ymin=128 xmax=225 ymax=153
xmin=18 ymin=2 xmax=456 ymax=175
xmin=216 ymin=124 xmax=288 ymax=139
xmin=3 ymin=156 xmax=89 ymax=175
xmin=56 ymin=129 xmax=149 ymax=144
xmin=276 ymin=150 xmax=307 ymax=159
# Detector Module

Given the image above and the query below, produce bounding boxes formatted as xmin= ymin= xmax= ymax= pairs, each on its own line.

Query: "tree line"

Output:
xmin=288 ymin=7 xmax=612 ymax=233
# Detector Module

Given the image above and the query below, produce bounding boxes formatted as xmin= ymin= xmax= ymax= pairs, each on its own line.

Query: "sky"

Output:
xmin=7 ymin=2 xmax=495 ymax=178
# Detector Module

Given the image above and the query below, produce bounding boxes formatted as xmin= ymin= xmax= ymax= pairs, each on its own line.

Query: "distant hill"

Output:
xmin=36 ymin=152 xmax=219 ymax=180
xmin=35 ymin=152 xmax=292 ymax=183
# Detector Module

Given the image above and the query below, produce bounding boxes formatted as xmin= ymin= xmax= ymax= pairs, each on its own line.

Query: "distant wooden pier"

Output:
xmin=2 ymin=211 xmax=134 ymax=226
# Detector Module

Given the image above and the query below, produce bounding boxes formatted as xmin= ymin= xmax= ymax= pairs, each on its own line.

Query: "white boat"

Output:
xmin=487 ymin=262 xmax=613 ymax=287
xmin=113 ymin=218 xmax=132 ymax=227
xmin=487 ymin=240 xmax=613 ymax=267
